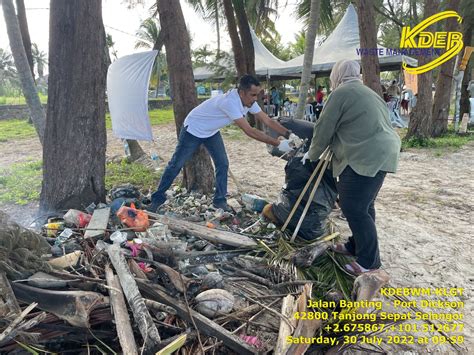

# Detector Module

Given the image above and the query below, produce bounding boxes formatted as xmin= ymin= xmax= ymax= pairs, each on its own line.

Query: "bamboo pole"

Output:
xmin=281 ymin=147 xmax=330 ymax=232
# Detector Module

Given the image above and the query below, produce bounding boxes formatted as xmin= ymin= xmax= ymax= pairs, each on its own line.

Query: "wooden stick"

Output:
xmin=104 ymin=264 xmax=138 ymax=355
xmin=291 ymin=152 xmax=332 ymax=242
xmin=275 ymin=295 xmax=297 ymax=355
xmin=0 ymin=272 xmax=21 ymax=317
xmin=0 ymin=302 xmax=37 ymax=344
xmin=101 ymin=242 xmax=161 ymax=352
xmin=228 ymin=167 xmax=244 ymax=193
xmin=281 ymin=147 xmax=330 ymax=232
xmin=146 ymin=213 xmax=257 ymax=248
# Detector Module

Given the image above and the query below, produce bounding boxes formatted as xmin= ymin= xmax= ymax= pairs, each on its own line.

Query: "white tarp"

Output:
xmin=107 ymin=50 xmax=158 ymax=141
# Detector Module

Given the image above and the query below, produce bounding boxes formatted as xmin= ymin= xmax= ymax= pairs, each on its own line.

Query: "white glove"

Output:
xmin=301 ymin=151 xmax=310 ymax=165
xmin=277 ymin=139 xmax=292 ymax=153
xmin=288 ymin=133 xmax=304 ymax=149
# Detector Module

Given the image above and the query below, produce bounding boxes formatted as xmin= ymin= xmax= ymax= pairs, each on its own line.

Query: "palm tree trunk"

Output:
xmin=232 ymin=0 xmax=255 ymax=75
xmin=40 ymin=0 xmax=106 ymax=212
xmin=215 ymin=1 xmax=221 ymax=60
xmin=295 ymin=0 xmax=321 ymax=121
xmin=16 ymin=0 xmax=34 ymax=81
xmin=459 ymin=25 xmax=473 ymax=120
xmin=2 ymin=0 xmax=45 ymax=144
xmin=357 ymin=0 xmax=383 ymax=97
xmin=157 ymin=0 xmax=214 ymax=194
xmin=431 ymin=0 xmax=461 ymax=137
xmin=222 ymin=0 xmax=246 ymax=77
xmin=406 ymin=0 xmax=438 ymax=140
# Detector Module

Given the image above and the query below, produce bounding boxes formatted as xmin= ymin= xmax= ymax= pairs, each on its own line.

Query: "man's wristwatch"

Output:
xmin=284 ymin=130 xmax=292 ymax=139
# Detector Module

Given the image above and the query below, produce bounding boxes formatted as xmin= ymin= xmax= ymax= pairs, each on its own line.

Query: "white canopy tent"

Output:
xmin=193 ymin=29 xmax=293 ymax=81
xmin=260 ymin=4 xmax=417 ymax=78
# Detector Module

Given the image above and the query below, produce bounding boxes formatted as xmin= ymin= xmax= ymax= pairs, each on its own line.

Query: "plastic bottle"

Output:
xmin=150 ymin=151 xmax=160 ymax=170
xmin=123 ymin=139 xmax=131 ymax=157
xmin=241 ymin=194 xmax=267 ymax=213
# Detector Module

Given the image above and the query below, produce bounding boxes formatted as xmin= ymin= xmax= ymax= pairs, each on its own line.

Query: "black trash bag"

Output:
xmin=272 ymin=155 xmax=337 ymax=240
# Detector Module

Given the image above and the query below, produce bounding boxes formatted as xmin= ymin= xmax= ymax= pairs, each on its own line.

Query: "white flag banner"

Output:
xmin=107 ymin=50 xmax=158 ymax=141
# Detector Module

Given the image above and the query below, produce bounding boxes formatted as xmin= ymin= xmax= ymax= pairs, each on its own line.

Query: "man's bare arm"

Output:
xmin=233 ymin=117 xmax=281 ymax=146
xmin=254 ymin=111 xmax=289 ymax=137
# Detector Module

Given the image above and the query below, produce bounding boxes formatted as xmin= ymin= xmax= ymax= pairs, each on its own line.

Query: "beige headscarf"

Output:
xmin=329 ymin=59 xmax=362 ymax=90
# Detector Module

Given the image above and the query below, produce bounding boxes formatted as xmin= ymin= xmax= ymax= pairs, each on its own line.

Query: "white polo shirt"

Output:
xmin=184 ymin=89 xmax=261 ymax=138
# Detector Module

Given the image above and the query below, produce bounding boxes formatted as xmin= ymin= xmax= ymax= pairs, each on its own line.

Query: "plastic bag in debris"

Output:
xmin=109 ymin=183 xmax=141 ymax=200
xmin=271 ymin=155 xmax=338 ymax=241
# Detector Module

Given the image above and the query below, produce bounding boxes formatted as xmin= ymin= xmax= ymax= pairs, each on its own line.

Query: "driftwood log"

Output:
xmin=147 ymin=213 xmax=258 ymax=248
xmin=105 ymin=264 xmax=138 ymax=355
xmin=275 ymin=294 xmax=297 ymax=354
xmin=100 ymin=242 xmax=161 ymax=352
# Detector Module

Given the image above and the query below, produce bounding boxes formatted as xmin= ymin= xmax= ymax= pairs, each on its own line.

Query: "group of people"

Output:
xmin=147 ymin=59 xmax=401 ymax=276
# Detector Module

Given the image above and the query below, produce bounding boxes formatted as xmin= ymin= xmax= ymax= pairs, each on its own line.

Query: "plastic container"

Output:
xmin=63 ymin=209 xmax=92 ymax=228
xmin=44 ymin=222 xmax=64 ymax=237
xmin=241 ymin=194 xmax=267 ymax=213
xmin=116 ymin=206 xmax=149 ymax=232
xmin=55 ymin=228 xmax=74 ymax=246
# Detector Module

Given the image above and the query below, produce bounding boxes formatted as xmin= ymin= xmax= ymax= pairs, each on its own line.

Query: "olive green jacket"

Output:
xmin=308 ymin=80 xmax=401 ymax=178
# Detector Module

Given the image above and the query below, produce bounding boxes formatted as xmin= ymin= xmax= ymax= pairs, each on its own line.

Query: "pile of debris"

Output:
xmin=0 ymin=186 xmax=392 ymax=354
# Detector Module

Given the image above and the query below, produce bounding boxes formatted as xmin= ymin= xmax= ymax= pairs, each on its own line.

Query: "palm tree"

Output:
xmin=135 ymin=17 xmax=167 ymax=98
xmin=2 ymin=0 xmax=45 ymax=144
xmin=0 ymin=49 xmax=18 ymax=88
xmin=32 ymin=43 xmax=47 ymax=78
xmin=295 ymin=0 xmax=321 ymax=121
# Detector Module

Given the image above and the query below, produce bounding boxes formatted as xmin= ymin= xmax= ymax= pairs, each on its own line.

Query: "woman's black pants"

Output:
xmin=336 ymin=166 xmax=386 ymax=269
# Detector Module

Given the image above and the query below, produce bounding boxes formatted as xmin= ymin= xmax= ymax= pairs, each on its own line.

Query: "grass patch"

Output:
xmin=0 ymin=93 xmax=48 ymax=105
xmin=105 ymin=159 xmax=161 ymax=191
xmin=0 ymin=159 xmax=161 ymax=205
xmin=0 ymin=160 xmax=42 ymax=205
xmin=401 ymin=130 xmax=474 ymax=151
xmin=105 ymin=107 xmax=175 ymax=129
xmin=0 ymin=119 xmax=37 ymax=142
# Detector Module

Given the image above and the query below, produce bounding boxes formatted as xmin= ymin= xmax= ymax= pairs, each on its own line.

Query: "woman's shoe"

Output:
xmin=344 ymin=261 xmax=376 ymax=276
xmin=329 ymin=243 xmax=353 ymax=256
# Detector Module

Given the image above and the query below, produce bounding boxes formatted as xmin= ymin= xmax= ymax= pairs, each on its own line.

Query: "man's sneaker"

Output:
xmin=146 ymin=201 xmax=163 ymax=214
xmin=212 ymin=202 xmax=233 ymax=213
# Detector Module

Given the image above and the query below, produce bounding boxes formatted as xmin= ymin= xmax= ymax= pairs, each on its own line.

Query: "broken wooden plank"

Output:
xmin=275 ymin=294 xmax=297 ymax=355
xmin=48 ymin=251 xmax=82 ymax=269
xmin=11 ymin=283 xmax=107 ymax=328
xmin=286 ymin=284 xmax=322 ymax=355
xmin=136 ymin=280 xmax=258 ymax=355
xmin=147 ymin=213 xmax=258 ymax=248
xmin=99 ymin=241 xmax=161 ymax=352
xmin=105 ymin=264 xmax=138 ymax=355
xmin=84 ymin=207 xmax=111 ymax=239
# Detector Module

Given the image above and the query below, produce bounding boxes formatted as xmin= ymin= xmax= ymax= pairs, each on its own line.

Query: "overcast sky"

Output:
xmin=0 ymin=0 xmax=302 ymax=59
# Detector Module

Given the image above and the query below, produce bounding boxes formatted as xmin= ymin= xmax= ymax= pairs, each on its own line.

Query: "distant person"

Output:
xmin=387 ymin=80 xmax=400 ymax=99
xmin=147 ymin=75 xmax=298 ymax=213
xmin=316 ymin=85 xmax=325 ymax=104
xmin=271 ymin=86 xmax=281 ymax=116
xmin=302 ymin=60 xmax=401 ymax=275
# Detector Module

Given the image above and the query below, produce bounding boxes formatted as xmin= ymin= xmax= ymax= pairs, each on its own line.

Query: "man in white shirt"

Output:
xmin=148 ymin=75 xmax=295 ymax=212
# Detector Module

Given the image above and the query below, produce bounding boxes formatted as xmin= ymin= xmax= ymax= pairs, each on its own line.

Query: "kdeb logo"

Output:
xmin=400 ymin=11 xmax=463 ymax=74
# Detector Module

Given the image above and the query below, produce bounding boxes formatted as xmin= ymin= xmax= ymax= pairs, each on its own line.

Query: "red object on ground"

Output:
xmin=116 ymin=206 xmax=149 ymax=232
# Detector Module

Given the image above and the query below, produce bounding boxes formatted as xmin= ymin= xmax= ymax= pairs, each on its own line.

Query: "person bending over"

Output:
xmin=148 ymin=75 xmax=295 ymax=213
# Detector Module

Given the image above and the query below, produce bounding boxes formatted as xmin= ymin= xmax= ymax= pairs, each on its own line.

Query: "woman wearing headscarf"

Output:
xmin=302 ymin=59 xmax=401 ymax=275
